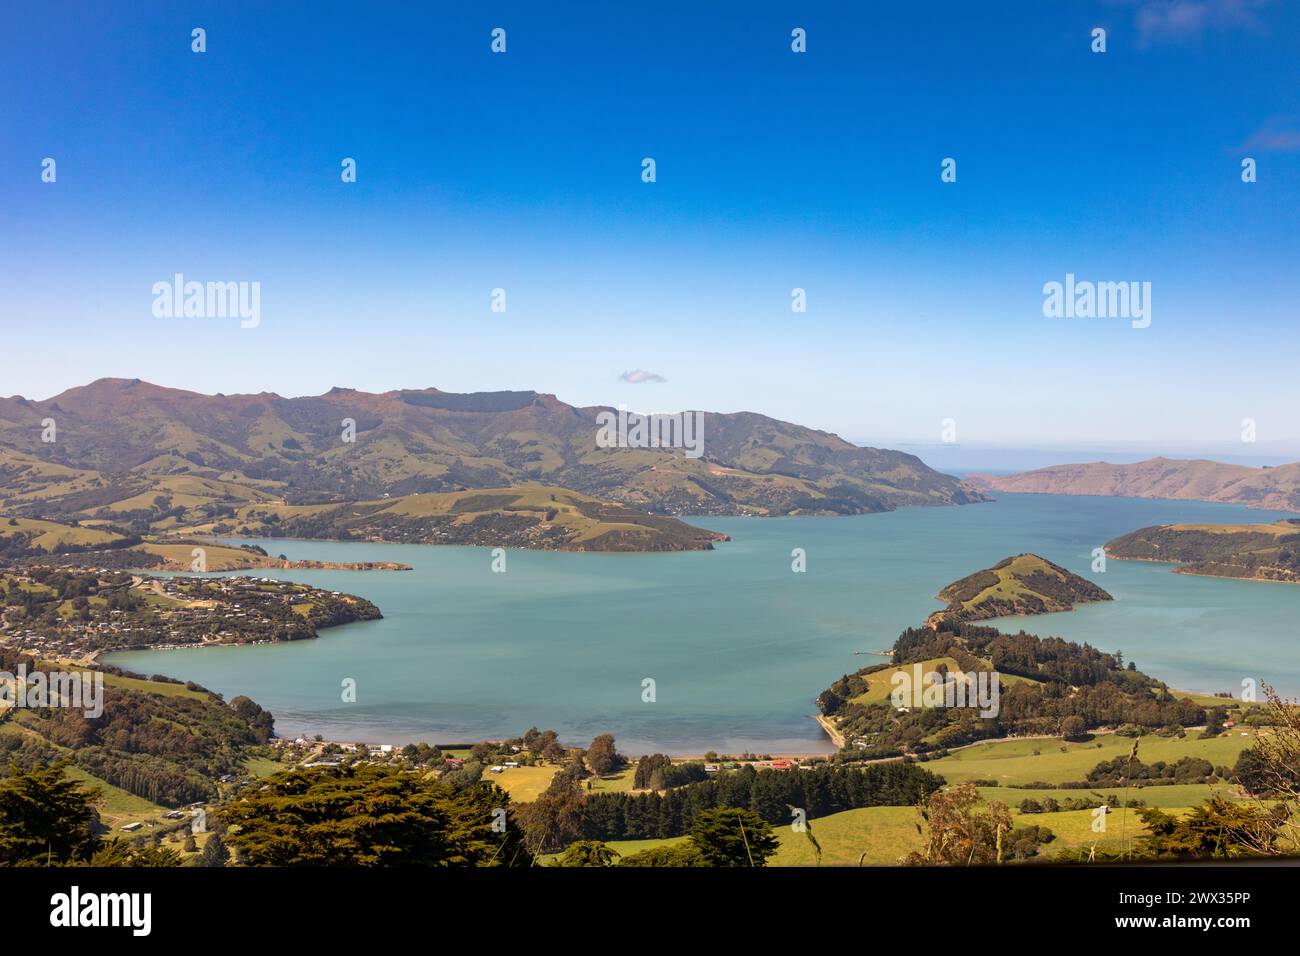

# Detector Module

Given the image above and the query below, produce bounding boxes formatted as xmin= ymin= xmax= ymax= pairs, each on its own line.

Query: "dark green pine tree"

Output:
xmin=199 ymin=831 xmax=230 ymax=867
xmin=688 ymin=806 xmax=780 ymax=867
xmin=0 ymin=762 xmax=102 ymax=866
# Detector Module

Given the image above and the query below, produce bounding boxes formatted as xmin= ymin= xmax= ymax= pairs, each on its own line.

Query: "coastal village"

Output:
xmin=0 ymin=565 xmax=382 ymax=656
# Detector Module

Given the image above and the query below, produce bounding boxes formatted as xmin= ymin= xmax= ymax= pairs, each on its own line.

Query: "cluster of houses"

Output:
xmin=266 ymin=735 xmax=823 ymax=784
xmin=0 ymin=568 xmax=158 ymax=654
xmin=120 ymin=802 xmax=206 ymax=834
xmin=139 ymin=576 xmax=310 ymax=645
xmin=0 ymin=569 xmax=314 ymax=655
xmin=290 ymin=738 xmax=397 ymax=769
xmin=703 ymin=758 xmax=800 ymax=773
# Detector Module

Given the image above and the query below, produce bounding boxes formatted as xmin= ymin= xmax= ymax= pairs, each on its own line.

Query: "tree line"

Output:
xmin=576 ymin=761 xmax=942 ymax=842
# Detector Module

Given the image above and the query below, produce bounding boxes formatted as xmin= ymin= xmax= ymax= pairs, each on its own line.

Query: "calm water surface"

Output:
xmin=104 ymin=494 xmax=1299 ymax=753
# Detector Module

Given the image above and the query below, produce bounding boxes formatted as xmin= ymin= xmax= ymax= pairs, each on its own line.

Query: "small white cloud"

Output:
xmin=620 ymin=369 xmax=667 ymax=384
xmin=1241 ymin=126 xmax=1300 ymax=152
xmin=1131 ymin=0 xmax=1267 ymax=47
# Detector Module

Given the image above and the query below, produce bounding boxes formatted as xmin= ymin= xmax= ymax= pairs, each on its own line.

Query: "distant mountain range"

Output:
xmin=969 ymin=457 xmax=1300 ymax=513
xmin=0 ymin=379 xmax=987 ymax=550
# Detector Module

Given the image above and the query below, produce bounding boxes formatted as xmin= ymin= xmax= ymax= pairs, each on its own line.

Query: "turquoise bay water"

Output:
xmin=104 ymin=494 xmax=1299 ymax=754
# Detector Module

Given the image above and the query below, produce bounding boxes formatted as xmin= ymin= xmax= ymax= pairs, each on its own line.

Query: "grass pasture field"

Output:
xmin=99 ymin=671 xmax=212 ymax=701
xmin=773 ymin=801 xmax=1157 ymax=865
xmin=550 ymin=802 xmax=1065 ymax=867
xmin=976 ymin=782 xmax=1237 ymax=810
xmin=1022 ymin=806 xmax=1159 ymax=857
xmin=243 ymin=756 xmax=286 ymax=779
xmin=136 ymin=541 xmax=271 ymax=571
xmin=1173 ymin=689 xmax=1259 ymax=708
xmin=776 ymin=805 xmax=924 ymax=866
xmin=59 ymin=764 xmax=172 ymax=831
xmin=606 ymin=836 xmax=686 ymax=858
xmin=0 ymin=516 xmax=128 ymax=550
xmin=541 ymin=806 xmax=928 ymax=867
xmin=587 ymin=767 xmax=639 ymax=793
xmin=848 ymin=657 xmax=964 ymax=705
xmin=488 ymin=764 xmax=559 ymax=802
xmin=924 ymin=732 xmax=1256 ymax=787
xmin=582 ymin=800 xmax=1193 ymax=866
xmin=36 ymin=660 xmax=214 ymax=701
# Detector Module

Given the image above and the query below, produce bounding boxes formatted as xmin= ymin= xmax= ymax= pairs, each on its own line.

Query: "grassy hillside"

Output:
xmin=0 ymin=484 xmax=722 ymax=555
xmin=0 ymin=647 xmax=275 ymax=808
xmin=209 ymin=484 xmax=728 ymax=552
xmin=543 ymin=720 xmax=1266 ymax=866
xmin=0 ymin=512 xmax=413 ymax=569
xmin=1105 ymin=519 xmax=1300 ymax=583
xmin=0 ymin=449 xmax=110 ymax=510
xmin=924 ymin=732 xmax=1256 ymax=786
xmin=928 ymin=553 xmax=1112 ymax=626
xmin=0 ymin=377 xmax=989 ymax=519
xmin=589 ymin=803 xmax=1103 ymax=866
xmin=0 ymin=515 xmax=130 ymax=552
xmin=555 ymin=727 xmax=1264 ymax=866
xmin=847 ymin=656 xmax=969 ymax=705
xmin=844 ymin=655 xmax=1046 ymax=713
xmin=822 ymin=617 xmax=1205 ymax=756
xmin=485 ymin=765 xmax=560 ymax=803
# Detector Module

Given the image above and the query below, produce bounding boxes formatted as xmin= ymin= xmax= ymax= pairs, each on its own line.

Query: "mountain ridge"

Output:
xmin=0 ymin=377 xmax=989 ymax=518
xmin=968 ymin=456 xmax=1300 ymax=513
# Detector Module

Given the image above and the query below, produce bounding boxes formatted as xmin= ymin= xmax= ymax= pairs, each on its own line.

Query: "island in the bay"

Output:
xmin=925 ymin=553 xmax=1113 ymax=627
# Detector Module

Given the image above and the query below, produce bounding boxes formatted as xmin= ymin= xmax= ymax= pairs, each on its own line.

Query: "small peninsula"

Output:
xmin=0 ymin=566 xmax=383 ymax=656
xmin=1105 ymin=520 xmax=1300 ymax=584
xmin=203 ymin=485 xmax=729 ymax=553
xmin=926 ymin=553 xmax=1113 ymax=627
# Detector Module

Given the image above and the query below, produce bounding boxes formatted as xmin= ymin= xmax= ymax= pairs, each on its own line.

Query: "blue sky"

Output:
xmin=3 ymin=0 xmax=1299 ymax=459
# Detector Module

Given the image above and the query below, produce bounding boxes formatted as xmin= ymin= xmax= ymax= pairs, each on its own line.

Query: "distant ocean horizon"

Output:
xmin=105 ymin=493 xmax=1300 ymax=754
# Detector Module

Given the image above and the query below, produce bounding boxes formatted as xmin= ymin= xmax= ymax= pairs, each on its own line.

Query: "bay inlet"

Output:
xmin=104 ymin=493 xmax=1300 ymax=753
